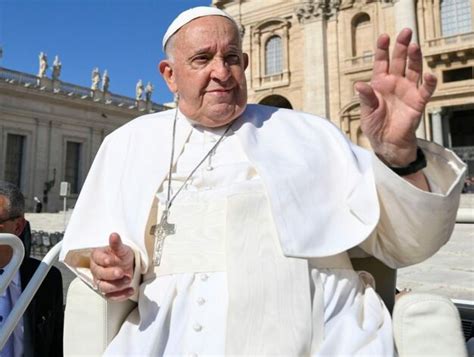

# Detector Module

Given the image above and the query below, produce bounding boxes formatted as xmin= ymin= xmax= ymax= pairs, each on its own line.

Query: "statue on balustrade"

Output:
xmin=145 ymin=81 xmax=153 ymax=102
xmin=38 ymin=52 xmax=48 ymax=78
xmin=91 ymin=67 xmax=101 ymax=91
xmin=52 ymin=56 xmax=62 ymax=81
xmin=102 ymin=70 xmax=110 ymax=93
xmin=135 ymin=79 xmax=144 ymax=101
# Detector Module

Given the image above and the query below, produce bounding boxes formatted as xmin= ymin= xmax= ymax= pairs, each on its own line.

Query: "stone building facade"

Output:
xmin=0 ymin=67 xmax=167 ymax=212
xmin=213 ymin=0 xmax=474 ymax=176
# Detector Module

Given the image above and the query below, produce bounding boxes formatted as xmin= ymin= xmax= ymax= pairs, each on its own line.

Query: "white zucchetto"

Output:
xmin=162 ymin=6 xmax=238 ymax=51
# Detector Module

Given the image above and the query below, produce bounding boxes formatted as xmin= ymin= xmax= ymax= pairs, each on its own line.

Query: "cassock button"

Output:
xmin=196 ymin=297 xmax=205 ymax=305
xmin=0 ymin=269 xmax=4 ymax=275
xmin=200 ymin=273 xmax=208 ymax=281
xmin=0 ymin=316 xmax=3 ymax=322
xmin=193 ymin=323 xmax=203 ymax=332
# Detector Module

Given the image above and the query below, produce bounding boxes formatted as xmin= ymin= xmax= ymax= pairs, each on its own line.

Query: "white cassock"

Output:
xmin=60 ymin=104 xmax=466 ymax=356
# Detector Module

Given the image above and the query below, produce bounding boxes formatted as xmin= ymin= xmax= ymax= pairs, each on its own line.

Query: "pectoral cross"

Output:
xmin=150 ymin=209 xmax=175 ymax=266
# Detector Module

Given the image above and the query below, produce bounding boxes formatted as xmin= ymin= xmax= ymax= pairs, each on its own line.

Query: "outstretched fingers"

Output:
xmin=406 ymin=43 xmax=422 ymax=84
xmin=373 ymin=33 xmax=390 ymax=77
xmin=389 ymin=28 xmax=412 ymax=77
xmin=419 ymin=73 xmax=437 ymax=103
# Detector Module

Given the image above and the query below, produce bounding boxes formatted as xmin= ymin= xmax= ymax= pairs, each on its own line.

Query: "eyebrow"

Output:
xmin=192 ymin=46 xmax=212 ymax=54
xmin=189 ymin=44 xmax=241 ymax=56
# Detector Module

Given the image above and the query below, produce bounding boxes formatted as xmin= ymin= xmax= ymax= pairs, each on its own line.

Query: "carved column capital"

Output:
xmin=429 ymin=107 xmax=443 ymax=116
xmin=295 ymin=0 xmax=340 ymax=23
xmin=295 ymin=0 xmax=323 ymax=23
xmin=328 ymin=0 xmax=341 ymax=18
xmin=252 ymin=29 xmax=261 ymax=45
xmin=238 ymin=24 xmax=245 ymax=39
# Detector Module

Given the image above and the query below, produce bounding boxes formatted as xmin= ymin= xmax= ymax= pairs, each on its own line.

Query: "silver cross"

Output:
xmin=151 ymin=209 xmax=175 ymax=266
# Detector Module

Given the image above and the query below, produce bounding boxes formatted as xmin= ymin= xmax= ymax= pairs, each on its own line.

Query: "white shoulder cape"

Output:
xmin=60 ymin=104 xmax=388 ymax=268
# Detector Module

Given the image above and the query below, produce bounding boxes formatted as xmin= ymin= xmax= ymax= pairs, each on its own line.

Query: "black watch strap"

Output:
xmin=388 ymin=147 xmax=427 ymax=176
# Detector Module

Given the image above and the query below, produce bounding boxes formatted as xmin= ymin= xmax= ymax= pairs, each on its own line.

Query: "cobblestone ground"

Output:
xmin=26 ymin=194 xmax=473 ymax=302
xmin=397 ymin=223 xmax=474 ymax=301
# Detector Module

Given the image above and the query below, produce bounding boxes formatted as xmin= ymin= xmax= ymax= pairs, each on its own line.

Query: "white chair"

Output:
xmin=63 ymin=258 xmax=468 ymax=356
xmin=63 ymin=278 xmax=136 ymax=357
xmin=393 ymin=292 xmax=467 ymax=356
xmin=0 ymin=234 xmax=62 ymax=350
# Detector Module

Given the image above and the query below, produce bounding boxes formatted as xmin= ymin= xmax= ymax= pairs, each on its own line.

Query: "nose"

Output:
xmin=210 ymin=57 xmax=231 ymax=82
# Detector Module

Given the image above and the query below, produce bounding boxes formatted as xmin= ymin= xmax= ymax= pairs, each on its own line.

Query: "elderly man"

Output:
xmin=60 ymin=6 xmax=465 ymax=356
xmin=0 ymin=181 xmax=63 ymax=357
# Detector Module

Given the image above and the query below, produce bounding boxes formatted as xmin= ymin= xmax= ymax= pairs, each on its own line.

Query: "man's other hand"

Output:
xmin=90 ymin=233 xmax=135 ymax=301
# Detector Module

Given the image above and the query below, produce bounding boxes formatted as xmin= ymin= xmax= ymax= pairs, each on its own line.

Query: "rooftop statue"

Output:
xmin=91 ymin=67 xmax=101 ymax=91
xmin=38 ymin=52 xmax=48 ymax=78
xmin=52 ymin=56 xmax=62 ymax=81
xmin=102 ymin=70 xmax=110 ymax=93
xmin=135 ymin=79 xmax=144 ymax=101
xmin=145 ymin=82 xmax=153 ymax=102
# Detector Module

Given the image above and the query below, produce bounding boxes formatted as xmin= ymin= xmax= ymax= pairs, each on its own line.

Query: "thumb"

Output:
xmin=108 ymin=232 xmax=128 ymax=258
xmin=355 ymin=81 xmax=379 ymax=118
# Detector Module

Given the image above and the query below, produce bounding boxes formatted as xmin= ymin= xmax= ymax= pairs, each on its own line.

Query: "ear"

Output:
xmin=13 ymin=217 xmax=26 ymax=237
xmin=159 ymin=60 xmax=178 ymax=94
xmin=243 ymin=53 xmax=249 ymax=70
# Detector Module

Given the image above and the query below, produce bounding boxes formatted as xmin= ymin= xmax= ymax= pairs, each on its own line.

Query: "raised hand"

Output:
xmin=355 ymin=28 xmax=437 ymax=167
xmin=90 ymin=232 xmax=135 ymax=301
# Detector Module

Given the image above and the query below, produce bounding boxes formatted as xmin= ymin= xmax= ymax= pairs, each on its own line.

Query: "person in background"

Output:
xmin=33 ymin=197 xmax=42 ymax=214
xmin=0 ymin=181 xmax=63 ymax=357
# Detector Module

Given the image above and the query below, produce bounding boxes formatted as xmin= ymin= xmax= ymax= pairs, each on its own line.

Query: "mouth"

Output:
xmin=206 ymin=87 xmax=233 ymax=95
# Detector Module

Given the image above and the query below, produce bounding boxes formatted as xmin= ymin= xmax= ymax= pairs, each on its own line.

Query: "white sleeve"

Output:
xmin=358 ymin=140 xmax=466 ymax=268
xmin=59 ymin=130 xmax=149 ymax=302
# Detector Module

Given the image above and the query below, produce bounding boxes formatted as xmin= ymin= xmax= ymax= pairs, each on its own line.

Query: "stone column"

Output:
xmin=295 ymin=0 xmax=331 ymax=118
xmin=305 ymin=19 xmax=328 ymax=117
xmin=394 ymin=0 xmax=427 ymax=139
xmin=394 ymin=0 xmax=419 ymax=40
xmin=431 ymin=108 xmax=443 ymax=145
xmin=416 ymin=117 xmax=427 ymax=140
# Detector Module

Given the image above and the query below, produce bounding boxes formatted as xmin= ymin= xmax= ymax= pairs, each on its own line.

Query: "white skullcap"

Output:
xmin=162 ymin=6 xmax=238 ymax=51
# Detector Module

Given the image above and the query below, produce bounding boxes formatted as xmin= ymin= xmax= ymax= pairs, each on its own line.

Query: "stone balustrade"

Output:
xmin=0 ymin=67 xmax=169 ymax=113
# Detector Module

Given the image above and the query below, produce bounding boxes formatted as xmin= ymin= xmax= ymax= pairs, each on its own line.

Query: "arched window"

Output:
xmin=259 ymin=95 xmax=293 ymax=109
xmin=352 ymin=13 xmax=372 ymax=57
xmin=265 ymin=36 xmax=283 ymax=75
xmin=441 ymin=0 xmax=472 ymax=36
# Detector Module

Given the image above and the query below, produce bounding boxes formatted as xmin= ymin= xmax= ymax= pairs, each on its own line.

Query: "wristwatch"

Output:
xmin=388 ymin=147 xmax=427 ymax=176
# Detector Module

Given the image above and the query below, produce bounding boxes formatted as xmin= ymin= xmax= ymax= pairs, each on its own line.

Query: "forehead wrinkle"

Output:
xmin=190 ymin=42 xmax=241 ymax=56
xmin=174 ymin=17 xmax=241 ymax=52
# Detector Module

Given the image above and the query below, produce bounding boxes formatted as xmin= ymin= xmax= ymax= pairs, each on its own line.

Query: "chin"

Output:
xmin=201 ymin=116 xmax=235 ymax=128
xmin=182 ymin=101 xmax=247 ymax=128
xmin=207 ymin=105 xmax=246 ymax=127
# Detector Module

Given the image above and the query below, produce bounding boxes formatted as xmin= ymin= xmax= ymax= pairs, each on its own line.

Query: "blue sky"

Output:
xmin=0 ymin=0 xmax=211 ymax=104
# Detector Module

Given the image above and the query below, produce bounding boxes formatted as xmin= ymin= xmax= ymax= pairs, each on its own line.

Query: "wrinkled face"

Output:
xmin=0 ymin=195 xmax=24 ymax=267
xmin=0 ymin=196 xmax=18 ymax=235
xmin=160 ymin=16 xmax=249 ymax=128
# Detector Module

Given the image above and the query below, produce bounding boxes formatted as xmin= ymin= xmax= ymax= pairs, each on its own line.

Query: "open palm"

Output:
xmin=356 ymin=29 xmax=437 ymax=166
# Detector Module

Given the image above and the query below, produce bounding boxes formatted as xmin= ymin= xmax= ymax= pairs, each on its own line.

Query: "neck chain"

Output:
xmin=165 ymin=108 xmax=234 ymax=211
xmin=152 ymin=108 xmax=234 ymax=266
